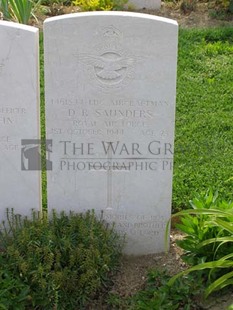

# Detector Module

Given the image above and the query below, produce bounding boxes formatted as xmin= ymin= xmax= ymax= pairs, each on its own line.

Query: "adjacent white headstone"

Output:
xmin=44 ymin=12 xmax=178 ymax=255
xmin=0 ymin=21 xmax=41 ymax=221
xmin=128 ymin=0 xmax=160 ymax=10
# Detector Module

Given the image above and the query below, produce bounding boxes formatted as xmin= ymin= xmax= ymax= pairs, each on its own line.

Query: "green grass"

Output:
xmin=39 ymin=27 xmax=233 ymax=212
xmin=39 ymin=33 xmax=47 ymax=209
xmin=173 ymin=28 xmax=233 ymax=211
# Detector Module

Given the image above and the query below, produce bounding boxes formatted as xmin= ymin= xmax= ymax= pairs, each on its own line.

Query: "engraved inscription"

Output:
xmin=0 ymin=107 xmax=27 ymax=150
xmin=0 ymin=107 xmax=26 ymax=125
xmin=0 ymin=135 xmax=18 ymax=151
xmin=102 ymin=213 xmax=166 ymax=237
xmin=49 ymin=97 xmax=172 ymax=137
xmin=50 ymin=98 xmax=169 ymax=107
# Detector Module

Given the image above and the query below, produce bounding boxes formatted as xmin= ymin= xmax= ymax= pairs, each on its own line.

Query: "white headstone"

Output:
xmin=128 ymin=0 xmax=160 ymax=9
xmin=44 ymin=12 xmax=178 ymax=255
xmin=0 ymin=21 xmax=41 ymax=221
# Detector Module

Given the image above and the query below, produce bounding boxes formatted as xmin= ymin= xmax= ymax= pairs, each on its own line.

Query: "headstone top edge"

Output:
xmin=0 ymin=20 xmax=39 ymax=33
xmin=44 ymin=11 xmax=178 ymax=26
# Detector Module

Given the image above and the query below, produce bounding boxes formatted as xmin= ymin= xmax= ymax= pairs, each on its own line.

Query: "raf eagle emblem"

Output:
xmin=75 ymin=51 xmax=138 ymax=87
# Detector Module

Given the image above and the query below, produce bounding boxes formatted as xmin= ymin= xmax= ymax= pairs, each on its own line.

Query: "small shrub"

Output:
xmin=208 ymin=0 xmax=233 ymax=18
xmin=0 ymin=209 xmax=123 ymax=309
xmin=73 ymin=0 xmax=127 ymax=11
xmin=218 ymin=0 xmax=233 ymax=13
xmin=180 ymin=0 xmax=196 ymax=13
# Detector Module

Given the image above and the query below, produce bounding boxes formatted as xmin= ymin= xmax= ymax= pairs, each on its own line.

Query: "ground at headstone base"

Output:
xmin=87 ymin=229 xmax=233 ymax=309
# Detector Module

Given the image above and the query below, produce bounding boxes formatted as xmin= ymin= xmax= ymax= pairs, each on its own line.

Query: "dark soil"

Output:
xmin=110 ymin=230 xmax=233 ymax=309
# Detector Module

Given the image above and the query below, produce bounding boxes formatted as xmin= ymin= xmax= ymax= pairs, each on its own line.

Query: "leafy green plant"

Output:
xmin=175 ymin=190 xmax=233 ymax=266
xmin=0 ymin=0 xmax=36 ymax=24
xmin=107 ymin=292 xmax=131 ymax=309
xmin=0 ymin=209 xmax=123 ymax=309
xmin=0 ymin=259 xmax=30 ymax=310
xmin=128 ymin=270 xmax=202 ymax=310
xmin=9 ymin=0 xmax=33 ymax=23
xmin=168 ymin=192 xmax=233 ymax=297
xmin=0 ymin=0 xmax=11 ymax=19
xmin=73 ymin=0 xmax=127 ymax=11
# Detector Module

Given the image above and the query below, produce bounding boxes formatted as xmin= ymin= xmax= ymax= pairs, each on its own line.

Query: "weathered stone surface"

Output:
xmin=128 ymin=0 xmax=161 ymax=10
xmin=0 ymin=21 xmax=41 ymax=221
xmin=44 ymin=12 xmax=178 ymax=255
